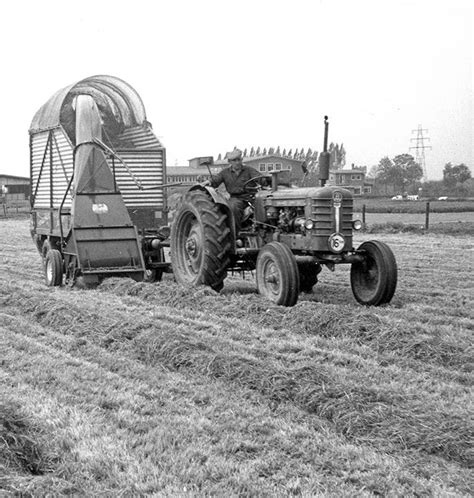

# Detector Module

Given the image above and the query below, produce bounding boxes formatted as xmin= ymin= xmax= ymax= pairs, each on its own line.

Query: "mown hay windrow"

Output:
xmin=3 ymin=284 xmax=472 ymax=466
xmin=99 ymin=279 xmax=472 ymax=370
xmin=0 ymin=398 xmax=58 ymax=476
xmin=93 ymin=324 xmax=474 ymax=465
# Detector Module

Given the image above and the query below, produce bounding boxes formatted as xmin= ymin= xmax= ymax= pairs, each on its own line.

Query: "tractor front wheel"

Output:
xmin=256 ymin=242 xmax=300 ymax=306
xmin=350 ymin=240 xmax=397 ymax=306
xmin=170 ymin=189 xmax=232 ymax=291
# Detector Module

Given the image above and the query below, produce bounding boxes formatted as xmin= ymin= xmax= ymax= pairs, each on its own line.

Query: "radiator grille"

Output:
xmin=312 ymin=197 xmax=353 ymax=235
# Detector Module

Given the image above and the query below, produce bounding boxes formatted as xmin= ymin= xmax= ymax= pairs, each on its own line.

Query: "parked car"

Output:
xmin=391 ymin=195 xmax=403 ymax=200
xmin=438 ymin=196 xmax=448 ymax=201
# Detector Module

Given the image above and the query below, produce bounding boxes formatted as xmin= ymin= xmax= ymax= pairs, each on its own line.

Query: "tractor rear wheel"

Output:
xmin=298 ymin=261 xmax=322 ymax=293
xmin=256 ymin=242 xmax=300 ymax=306
xmin=44 ymin=249 xmax=63 ymax=287
xmin=170 ymin=189 xmax=232 ymax=291
xmin=350 ymin=240 xmax=397 ymax=306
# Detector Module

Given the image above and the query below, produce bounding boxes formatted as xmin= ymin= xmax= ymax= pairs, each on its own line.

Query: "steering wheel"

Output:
xmin=242 ymin=175 xmax=271 ymax=194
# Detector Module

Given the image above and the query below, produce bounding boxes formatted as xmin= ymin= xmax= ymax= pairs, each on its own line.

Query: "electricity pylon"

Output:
xmin=410 ymin=125 xmax=431 ymax=181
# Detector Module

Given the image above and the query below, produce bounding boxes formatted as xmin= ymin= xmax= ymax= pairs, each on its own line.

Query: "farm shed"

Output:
xmin=0 ymin=174 xmax=30 ymax=201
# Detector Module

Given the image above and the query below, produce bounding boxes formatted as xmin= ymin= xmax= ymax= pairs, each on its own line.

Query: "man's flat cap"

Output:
xmin=227 ymin=149 xmax=243 ymax=161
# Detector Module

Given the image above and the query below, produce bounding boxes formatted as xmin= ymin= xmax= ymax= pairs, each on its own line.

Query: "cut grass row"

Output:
xmin=99 ymin=278 xmax=473 ymax=372
xmin=3 ymin=315 xmax=458 ymax=497
xmin=1 ymin=278 xmax=472 ymax=470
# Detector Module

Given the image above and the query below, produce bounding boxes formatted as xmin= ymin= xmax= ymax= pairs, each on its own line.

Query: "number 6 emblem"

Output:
xmin=329 ymin=233 xmax=345 ymax=253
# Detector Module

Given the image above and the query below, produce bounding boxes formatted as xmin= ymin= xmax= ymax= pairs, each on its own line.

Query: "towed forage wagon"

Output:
xmin=29 ymin=75 xmax=171 ymax=285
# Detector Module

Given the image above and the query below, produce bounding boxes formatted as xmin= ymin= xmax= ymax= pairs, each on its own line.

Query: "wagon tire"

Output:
xmin=350 ymin=240 xmax=397 ymax=306
xmin=170 ymin=189 xmax=232 ymax=292
xmin=256 ymin=242 xmax=300 ymax=306
xmin=44 ymin=249 xmax=63 ymax=287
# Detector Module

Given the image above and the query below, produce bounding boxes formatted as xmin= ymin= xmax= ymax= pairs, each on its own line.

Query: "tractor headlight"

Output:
xmin=294 ymin=218 xmax=306 ymax=231
xmin=352 ymin=219 xmax=363 ymax=231
xmin=304 ymin=219 xmax=315 ymax=230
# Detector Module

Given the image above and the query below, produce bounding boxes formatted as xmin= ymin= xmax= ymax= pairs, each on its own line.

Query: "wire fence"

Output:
xmin=356 ymin=202 xmax=473 ymax=229
xmin=0 ymin=200 xmax=30 ymax=217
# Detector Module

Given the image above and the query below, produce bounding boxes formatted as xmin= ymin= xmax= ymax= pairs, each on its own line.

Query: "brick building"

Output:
xmin=166 ymin=146 xmax=373 ymax=195
xmin=328 ymin=167 xmax=373 ymax=195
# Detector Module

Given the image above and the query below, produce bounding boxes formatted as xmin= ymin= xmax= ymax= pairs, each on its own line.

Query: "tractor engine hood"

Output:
xmin=253 ymin=185 xmax=353 ymax=226
xmin=256 ymin=185 xmax=353 ymax=204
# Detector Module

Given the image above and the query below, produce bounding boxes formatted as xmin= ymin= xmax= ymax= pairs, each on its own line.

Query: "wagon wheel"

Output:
xmin=256 ymin=242 xmax=300 ymax=306
xmin=350 ymin=240 xmax=397 ymax=306
xmin=170 ymin=189 xmax=232 ymax=291
xmin=44 ymin=249 xmax=63 ymax=287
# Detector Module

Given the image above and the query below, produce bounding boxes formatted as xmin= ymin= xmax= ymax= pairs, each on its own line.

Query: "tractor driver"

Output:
xmin=205 ymin=148 xmax=266 ymax=234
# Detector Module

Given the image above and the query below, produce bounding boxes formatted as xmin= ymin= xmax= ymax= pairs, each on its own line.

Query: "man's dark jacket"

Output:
xmin=210 ymin=165 xmax=263 ymax=198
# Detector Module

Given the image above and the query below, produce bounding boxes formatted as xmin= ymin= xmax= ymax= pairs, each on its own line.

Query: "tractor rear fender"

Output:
xmin=188 ymin=185 xmax=237 ymax=246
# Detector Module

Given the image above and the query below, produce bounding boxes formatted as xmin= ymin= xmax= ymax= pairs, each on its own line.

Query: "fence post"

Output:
xmin=362 ymin=204 xmax=366 ymax=226
xmin=425 ymin=201 xmax=430 ymax=230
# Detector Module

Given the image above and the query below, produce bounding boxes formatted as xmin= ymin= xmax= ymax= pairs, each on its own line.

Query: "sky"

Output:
xmin=0 ymin=0 xmax=472 ymax=180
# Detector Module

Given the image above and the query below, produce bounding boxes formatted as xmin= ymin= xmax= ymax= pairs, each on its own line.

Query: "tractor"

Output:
xmin=170 ymin=117 xmax=397 ymax=306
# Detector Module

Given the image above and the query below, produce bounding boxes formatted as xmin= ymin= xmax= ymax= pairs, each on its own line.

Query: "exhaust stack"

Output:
xmin=318 ymin=116 xmax=330 ymax=187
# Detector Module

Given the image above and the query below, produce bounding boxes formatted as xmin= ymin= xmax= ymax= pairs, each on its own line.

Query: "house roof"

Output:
xmin=167 ymin=167 xmax=210 ymax=176
xmin=0 ymin=174 xmax=30 ymax=182
xmin=330 ymin=168 xmax=366 ymax=174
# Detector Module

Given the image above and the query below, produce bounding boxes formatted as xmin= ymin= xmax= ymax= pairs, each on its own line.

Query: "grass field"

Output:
xmin=352 ymin=197 xmax=474 ymax=214
xmin=1 ymin=218 xmax=473 ymax=496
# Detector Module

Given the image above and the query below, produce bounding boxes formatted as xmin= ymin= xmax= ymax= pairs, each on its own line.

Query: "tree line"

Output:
xmin=368 ymin=154 xmax=472 ymax=197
